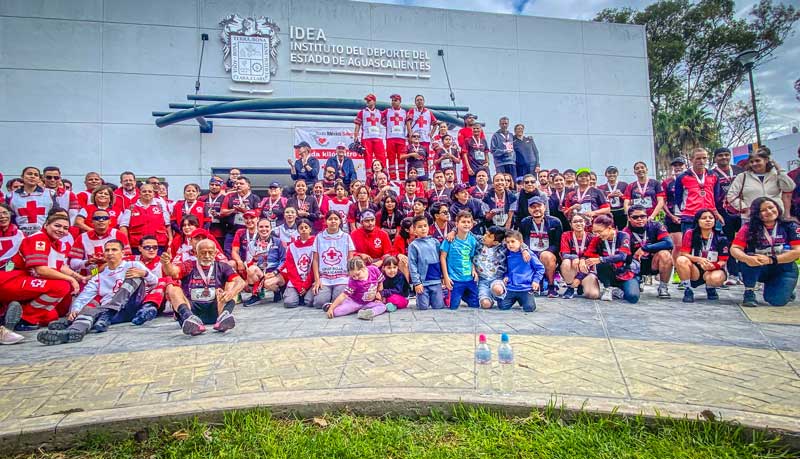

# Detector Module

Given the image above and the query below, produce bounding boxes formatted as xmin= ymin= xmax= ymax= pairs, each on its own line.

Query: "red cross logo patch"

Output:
xmin=321 ymin=247 xmax=342 ymax=266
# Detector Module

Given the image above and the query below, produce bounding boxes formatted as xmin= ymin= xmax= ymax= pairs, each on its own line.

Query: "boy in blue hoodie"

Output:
xmin=502 ymin=230 xmax=545 ymax=312
xmin=408 ymin=216 xmax=445 ymax=309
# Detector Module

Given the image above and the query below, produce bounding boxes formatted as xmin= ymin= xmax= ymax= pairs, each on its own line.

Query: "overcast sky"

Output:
xmin=359 ymin=0 xmax=800 ymax=141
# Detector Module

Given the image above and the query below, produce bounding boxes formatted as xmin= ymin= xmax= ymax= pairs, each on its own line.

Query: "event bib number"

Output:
xmin=633 ymin=197 xmax=652 ymax=209
xmin=190 ymin=287 xmax=216 ymax=302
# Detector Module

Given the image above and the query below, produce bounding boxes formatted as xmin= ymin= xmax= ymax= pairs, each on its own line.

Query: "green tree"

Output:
xmin=595 ymin=0 xmax=799 ymax=172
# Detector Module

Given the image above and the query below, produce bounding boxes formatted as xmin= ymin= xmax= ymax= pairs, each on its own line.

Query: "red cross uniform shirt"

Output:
xmin=355 ymin=107 xmax=385 ymax=140
xmin=623 ymin=179 xmax=664 ymax=216
xmin=382 ymin=107 xmax=407 ymax=140
xmin=681 ymin=229 xmax=730 ymax=270
xmin=68 ymin=228 xmax=130 ymax=273
xmin=0 ymin=224 xmax=24 ymax=266
xmin=313 ymin=229 xmax=355 ymax=285
xmin=78 ymin=204 xmax=123 ymax=229
xmin=9 ymin=187 xmax=57 ymax=236
xmin=733 ymin=221 xmax=800 ymax=256
xmin=54 ymin=188 xmax=80 ymax=216
xmin=69 ymin=261 xmax=157 ymax=313
xmin=406 ymin=108 xmax=437 ymax=143
xmin=171 ymin=200 xmax=208 ymax=229
xmin=10 ymin=230 xmax=70 ymax=276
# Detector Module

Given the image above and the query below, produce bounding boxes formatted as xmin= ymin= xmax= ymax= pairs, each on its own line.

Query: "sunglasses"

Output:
xmin=411 ymin=135 xmax=420 ymax=138
xmin=630 ymin=214 xmax=647 ymax=220
xmin=524 ymin=181 xmax=535 ymax=184
xmin=92 ymin=216 xmax=110 ymax=221
xmin=44 ymin=175 xmax=61 ymax=180
xmin=140 ymin=245 xmax=159 ymax=251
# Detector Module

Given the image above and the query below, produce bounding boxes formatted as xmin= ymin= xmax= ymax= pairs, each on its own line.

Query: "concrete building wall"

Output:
xmin=0 ymin=0 xmax=652 ymax=196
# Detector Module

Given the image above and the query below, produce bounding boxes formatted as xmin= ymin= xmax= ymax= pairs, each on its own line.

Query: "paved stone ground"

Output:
xmin=1 ymin=285 xmax=800 ymax=444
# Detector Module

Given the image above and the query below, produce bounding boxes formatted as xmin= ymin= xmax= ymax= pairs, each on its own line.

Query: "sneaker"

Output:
xmin=562 ymin=287 xmax=575 ymax=299
xmin=0 ymin=326 xmax=24 ymax=345
xmin=213 ymin=310 xmax=236 ymax=332
xmin=671 ymin=272 xmax=681 ymax=284
xmin=576 ymin=285 xmax=584 ymax=296
xmin=677 ymin=281 xmax=689 ymax=291
xmin=357 ymin=308 xmax=375 ymax=320
xmin=682 ymin=288 xmax=695 ymax=303
xmin=741 ymin=290 xmax=758 ymax=308
xmin=657 ymin=284 xmax=671 ymax=299
xmin=36 ymin=329 xmax=84 ymax=346
xmin=91 ymin=315 xmax=110 ymax=333
xmin=322 ymin=303 xmax=332 ymax=313
xmin=644 ymin=275 xmax=653 ymax=286
xmin=3 ymin=301 xmax=22 ymax=330
xmin=386 ymin=302 xmax=397 ymax=313
xmin=244 ymin=295 xmax=262 ymax=307
xmin=719 ymin=282 xmax=730 ymax=290
xmin=181 ymin=315 xmax=206 ymax=336
xmin=547 ymin=286 xmax=559 ymax=298
xmin=706 ymin=288 xmax=719 ymax=301
xmin=47 ymin=317 xmax=70 ymax=330
xmin=600 ymin=288 xmax=613 ymax=301
xmin=611 ymin=287 xmax=624 ymax=300
xmin=131 ymin=306 xmax=158 ymax=326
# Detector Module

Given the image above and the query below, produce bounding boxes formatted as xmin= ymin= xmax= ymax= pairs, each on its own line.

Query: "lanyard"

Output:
xmin=475 ymin=184 xmax=488 ymax=196
xmin=435 ymin=223 xmax=448 ymax=239
xmin=763 ymin=225 xmax=779 ymax=254
xmin=183 ymin=200 xmax=195 ymax=215
xmin=265 ymin=197 xmax=280 ymax=212
xmin=434 ymin=187 xmax=447 ymax=200
xmin=575 ymin=187 xmax=591 ymax=203
xmin=603 ymin=234 xmax=617 ymax=255
xmin=555 ymin=189 xmax=565 ymax=205
xmin=494 ymin=192 xmax=505 ymax=209
xmin=714 ymin=166 xmax=734 ymax=179
xmin=635 ymin=179 xmax=648 ymax=198
xmin=631 ymin=230 xmax=646 ymax=246
xmin=702 ymin=234 xmax=714 ymax=255
xmin=531 ymin=219 xmax=546 ymax=236
xmin=403 ymin=195 xmax=415 ymax=209
xmin=573 ymin=232 xmax=587 ymax=256
xmin=197 ymin=264 xmax=214 ymax=291
xmin=207 ymin=194 xmax=221 ymax=207
xmin=316 ymin=194 xmax=323 ymax=208
xmin=384 ymin=212 xmax=396 ymax=228
xmin=691 ymin=169 xmax=706 ymax=187
xmin=607 ymin=182 xmax=618 ymax=195
xmin=472 ymin=137 xmax=482 ymax=149
xmin=244 ymin=229 xmax=256 ymax=247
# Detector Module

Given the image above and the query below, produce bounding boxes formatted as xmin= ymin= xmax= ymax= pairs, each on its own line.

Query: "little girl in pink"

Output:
xmin=324 ymin=258 xmax=387 ymax=320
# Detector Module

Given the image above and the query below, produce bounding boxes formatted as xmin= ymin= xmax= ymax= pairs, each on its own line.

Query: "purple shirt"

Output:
xmin=344 ymin=265 xmax=384 ymax=305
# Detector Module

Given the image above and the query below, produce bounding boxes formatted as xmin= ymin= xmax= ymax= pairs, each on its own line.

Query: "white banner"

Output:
xmin=294 ymin=126 xmax=366 ymax=181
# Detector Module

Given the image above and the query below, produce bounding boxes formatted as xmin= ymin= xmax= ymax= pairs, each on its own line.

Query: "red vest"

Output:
xmin=127 ymin=203 xmax=168 ymax=247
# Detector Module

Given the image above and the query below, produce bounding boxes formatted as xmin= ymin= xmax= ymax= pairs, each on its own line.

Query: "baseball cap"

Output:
xmin=364 ymin=94 xmax=376 ymax=102
xmin=268 ymin=182 xmax=281 ymax=188
xmin=294 ymin=141 xmax=311 ymax=149
xmin=575 ymin=168 xmax=592 ymax=177
xmin=243 ymin=210 xmax=258 ymax=219
xmin=360 ymin=210 xmax=376 ymax=222
xmin=528 ymin=196 xmax=547 ymax=207
xmin=390 ymin=93 xmax=402 ymax=101
xmin=605 ymin=166 xmax=618 ymax=174
xmin=670 ymin=156 xmax=687 ymax=166
xmin=450 ymin=183 xmax=469 ymax=200
xmin=189 ymin=228 xmax=209 ymax=239
xmin=209 ymin=177 xmax=223 ymax=185
xmin=336 ymin=143 xmax=347 ymax=149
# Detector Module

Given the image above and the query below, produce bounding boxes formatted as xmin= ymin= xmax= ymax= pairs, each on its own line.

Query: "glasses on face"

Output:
xmin=92 ymin=216 xmax=110 ymax=222
xmin=630 ymin=214 xmax=647 ymax=220
xmin=44 ymin=175 xmax=61 ymax=180
xmin=411 ymin=135 xmax=420 ymax=138
xmin=524 ymin=180 xmax=535 ymax=185
xmin=140 ymin=245 xmax=159 ymax=251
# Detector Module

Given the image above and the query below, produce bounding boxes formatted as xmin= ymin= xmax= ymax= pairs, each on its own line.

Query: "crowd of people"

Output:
xmin=1 ymin=92 xmax=799 ymax=347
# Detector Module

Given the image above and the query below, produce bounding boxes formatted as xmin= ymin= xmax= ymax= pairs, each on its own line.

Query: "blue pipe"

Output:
xmin=186 ymin=94 xmax=469 ymax=112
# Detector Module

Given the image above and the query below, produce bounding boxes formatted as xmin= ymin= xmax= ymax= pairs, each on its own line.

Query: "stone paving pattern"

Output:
xmin=1 ymin=286 xmax=799 ymax=434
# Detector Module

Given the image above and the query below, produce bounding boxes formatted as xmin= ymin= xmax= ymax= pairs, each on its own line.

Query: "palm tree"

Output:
xmin=653 ymin=102 xmax=718 ymax=176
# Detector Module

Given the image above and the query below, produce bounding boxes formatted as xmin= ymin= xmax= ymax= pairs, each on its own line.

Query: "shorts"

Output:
xmin=191 ymin=301 xmax=219 ymax=325
xmin=665 ymin=220 xmax=681 ymax=233
xmin=639 ymin=256 xmax=657 ymax=276
xmin=478 ymin=278 xmax=506 ymax=304
xmin=690 ymin=263 xmax=727 ymax=288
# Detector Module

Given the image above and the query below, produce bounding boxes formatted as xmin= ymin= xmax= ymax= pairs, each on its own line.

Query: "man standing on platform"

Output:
xmin=354 ymin=94 xmax=386 ymax=172
xmin=406 ymin=95 xmax=437 ymax=151
xmin=710 ymin=147 xmax=745 ymax=284
xmin=325 ymin=143 xmax=357 ymax=189
xmin=674 ymin=148 xmax=724 ymax=233
xmin=382 ymin=94 xmax=407 ymax=181
xmin=490 ymin=117 xmax=517 ymax=177
xmin=220 ymin=176 xmax=261 ymax=257
xmin=458 ymin=113 xmax=484 ymax=183
xmin=289 ymin=141 xmax=320 ymax=185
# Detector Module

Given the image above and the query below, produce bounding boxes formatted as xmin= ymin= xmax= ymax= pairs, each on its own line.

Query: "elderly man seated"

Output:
xmin=36 ymin=239 xmax=158 ymax=345
xmin=162 ymin=239 xmax=245 ymax=336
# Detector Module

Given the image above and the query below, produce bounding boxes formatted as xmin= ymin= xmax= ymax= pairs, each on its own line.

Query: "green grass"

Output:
xmin=14 ymin=406 xmax=796 ymax=459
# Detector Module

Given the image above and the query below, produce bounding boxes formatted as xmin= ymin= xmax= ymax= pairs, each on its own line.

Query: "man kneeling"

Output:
xmin=163 ymin=239 xmax=245 ymax=336
xmin=37 ymin=239 xmax=158 ymax=345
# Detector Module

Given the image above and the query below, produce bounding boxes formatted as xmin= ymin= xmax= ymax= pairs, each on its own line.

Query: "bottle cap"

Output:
xmin=478 ymin=334 xmax=487 ymax=343
xmin=501 ymin=333 xmax=509 ymax=343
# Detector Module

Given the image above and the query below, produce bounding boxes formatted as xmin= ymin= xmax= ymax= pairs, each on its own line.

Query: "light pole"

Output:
xmin=736 ymin=49 xmax=761 ymax=146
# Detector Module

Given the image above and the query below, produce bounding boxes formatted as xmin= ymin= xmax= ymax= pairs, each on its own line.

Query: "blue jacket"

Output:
xmin=408 ymin=236 xmax=443 ymax=287
xmin=505 ymin=249 xmax=545 ymax=292
xmin=490 ymin=130 xmax=516 ymax=166
xmin=251 ymin=234 xmax=286 ymax=274
xmin=325 ymin=156 xmax=357 ymax=187
xmin=291 ymin=157 xmax=320 ymax=183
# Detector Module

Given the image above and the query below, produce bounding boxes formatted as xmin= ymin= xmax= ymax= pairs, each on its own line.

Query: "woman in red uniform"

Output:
xmin=0 ymin=214 xmax=85 ymax=330
xmin=75 ymin=185 xmax=121 ymax=232
xmin=119 ymin=183 xmax=172 ymax=255
xmin=171 ymin=183 xmax=208 ymax=233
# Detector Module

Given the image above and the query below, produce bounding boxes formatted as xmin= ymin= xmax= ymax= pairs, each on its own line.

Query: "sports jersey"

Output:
xmin=674 ymin=169 xmax=720 ymax=221
xmin=427 ymin=187 xmax=452 ymax=206
xmin=200 ymin=192 xmax=226 ymax=238
xmin=398 ymin=193 xmax=418 ymax=217
xmin=680 ymin=229 xmax=730 ymax=270
xmin=483 ymin=190 xmax=514 ymax=227
xmin=9 ymin=187 xmax=57 ymax=236
xmin=519 ymin=216 xmax=563 ymax=254
xmin=404 ymin=144 xmax=428 ymax=177
xmin=623 ymin=221 xmax=670 ymax=254
xmin=313 ymin=229 xmax=355 ymax=285
xmin=344 ymin=265 xmax=384 ymax=305
xmin=585 ymin=230 xmax=633 ymax=280
xmin=465 ymin=136 xmax=490 ymax=173
xmin=0 ymin=224 xmax=24 ymax=265
xmin=231 ymin=228 xmax=258 ymax=262
xmin=559 ymin=230 xmax=595 ymax=259
xmin=258 ymin=196 xmax=287 ymax=223
xmin=287 ymin=195 xmax=320 ymax=223
xmin=623 ymin=179 xmax=664 ymax=215
xmin=9 ymin=231 xmax=70 ymax=275
xmin=221 ymin=192 xmax=261 ymax=230
xmin=597 ymin=181 xmax=628 ymax=211
xmin=733 ymin=221 xmax=800 ymax=256
xmin=563 ymin=187 xmax=609 ymax=215
xmin=661 ymin=176 xmax=681 ymax=216
xmin=348 ymin=202 xmax=377 ymax=227
xmin=710 ymin=165 xmax=744 ymax=216
xmin=429 ymin=221 xmax=454 ymax=244
xmin=69 ymin=261 xmax=157 ymax=313
xmin=377 ymin=210 xmax=401 ymax=240
xmin=434 ymin=146 xmax=460 ymax=171
xmin=354 ymin=107 xmax=384 ymax=140
xmin=406 ymin=108 xmax=437 ymax=143
xmin=247 ymin=234 xmax=285 ymax=272
xmin=469 ymin=184 xmax=491 ymax=201
xmin=177 ymin=260 xmax=239 ymax=307
xmin=382 ymin=107 xmax=407 ymax=140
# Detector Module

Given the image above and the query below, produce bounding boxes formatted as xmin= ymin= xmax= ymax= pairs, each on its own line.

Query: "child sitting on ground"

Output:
xmin=501 ymin=230 xmax=545 ymax=312
xmin=324 ymin=257 xmax=387 ymax=320
xmin=381 ymin=256 xmax=410 ymax=311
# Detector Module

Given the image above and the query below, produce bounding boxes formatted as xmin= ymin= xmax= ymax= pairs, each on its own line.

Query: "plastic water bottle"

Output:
xmin=475 ymin=334 xmax=492 ymax=395
xmin=497 ymin=334 xmax=515 ymax=395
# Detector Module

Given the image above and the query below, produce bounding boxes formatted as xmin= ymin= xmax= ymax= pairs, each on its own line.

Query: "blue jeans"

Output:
xmin=417 ymin=284 xmax=445 ymax=310
xmin=499 ymin=290 xmax=536 ymax=312
xmin=596 ymin=263 xmax=640 ymax=304
xmin=740 ymin=262 xmax=798 ymax=306
xmin=449 ymin=280 xmax=479 ymax=309
xmin=478 ymin=278 xmax=506 ymax=304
